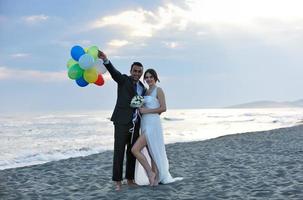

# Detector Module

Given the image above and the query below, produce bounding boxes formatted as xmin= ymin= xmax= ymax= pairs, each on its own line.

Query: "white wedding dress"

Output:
xmin=134 ymin=87 xmax=183 ymax=185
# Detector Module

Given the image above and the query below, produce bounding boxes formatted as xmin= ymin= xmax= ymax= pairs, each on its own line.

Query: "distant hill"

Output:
xmin=228 ymin=99 xmax=303 ymax=108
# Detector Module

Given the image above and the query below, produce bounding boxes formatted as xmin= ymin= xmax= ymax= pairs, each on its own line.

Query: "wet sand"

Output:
xmin=1 ymin=125 xmax=303 ymax=199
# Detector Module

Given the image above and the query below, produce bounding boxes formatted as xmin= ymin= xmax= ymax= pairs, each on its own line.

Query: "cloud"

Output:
xmin=163 ymin=41 xmax=180 ymax=49
xmin=91 ymin=9 xmax=154 ymax=37
xmin=0 ymin=66 xmax=66 ymax=82
xmin=90 ymin=0 xmax=303 ymax=40
xmin=10 ymin=53 xmax=31 ymax=58
xmin=22 ymin=14 xmax=49 ymax=24
xmin=0 ymin=66 xmax=112 ymax=83
xmin=50 ymin=40 xmax=93 ymax=48
xmin=108 ymin=40 xmax=130 ymax=47
xmin=90 ymin=4 xmax=186 ymax=37
xmin=184 ymin=0 xmax=303 ymax=23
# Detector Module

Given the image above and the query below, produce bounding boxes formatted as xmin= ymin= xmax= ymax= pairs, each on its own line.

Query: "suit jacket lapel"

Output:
xmin=128 ymin=76 xmax=146 ymax=96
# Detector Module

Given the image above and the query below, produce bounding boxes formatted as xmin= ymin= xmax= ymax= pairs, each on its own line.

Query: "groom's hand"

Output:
xmin=98 ymin=50 xmax=108 ymax=61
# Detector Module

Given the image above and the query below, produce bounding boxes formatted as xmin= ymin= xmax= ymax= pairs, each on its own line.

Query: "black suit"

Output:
xmin=104 ymin=61 xmax=145 ymax=181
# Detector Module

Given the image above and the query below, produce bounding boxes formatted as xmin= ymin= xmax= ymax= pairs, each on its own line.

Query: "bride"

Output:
xmin=131 ymin=68 xmax=182 ymax=186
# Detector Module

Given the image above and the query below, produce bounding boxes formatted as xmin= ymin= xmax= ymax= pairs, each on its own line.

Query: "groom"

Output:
xmin=98 ymin=50 xmax=146 ymax=190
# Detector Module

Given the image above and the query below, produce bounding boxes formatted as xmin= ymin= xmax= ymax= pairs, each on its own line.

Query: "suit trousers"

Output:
xmin=112 ymin=120 xmax=140 ymax=181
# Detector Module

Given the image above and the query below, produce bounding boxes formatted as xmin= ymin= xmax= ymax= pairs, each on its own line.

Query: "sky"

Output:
xmin=0 ymin=0 xmax=303 ymax=113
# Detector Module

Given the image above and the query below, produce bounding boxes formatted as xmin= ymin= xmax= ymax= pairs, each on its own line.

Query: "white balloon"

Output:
xmin=78 ymin=54 xmax=94 ymax=70
xmin=93 ymin=59 xmax=107 ymax=74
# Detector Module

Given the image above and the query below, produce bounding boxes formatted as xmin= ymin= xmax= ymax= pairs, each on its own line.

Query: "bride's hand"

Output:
xmin=139 ymin=107 xmax=148 ymax=114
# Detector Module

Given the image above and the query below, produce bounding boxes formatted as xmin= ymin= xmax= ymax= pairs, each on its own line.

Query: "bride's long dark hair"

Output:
xmin=144 ymin=68 xmax=160 ymax=82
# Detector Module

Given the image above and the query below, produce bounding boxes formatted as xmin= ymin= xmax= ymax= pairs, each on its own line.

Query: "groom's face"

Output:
xmin=130 ymin=65 xmax=143 ymax=82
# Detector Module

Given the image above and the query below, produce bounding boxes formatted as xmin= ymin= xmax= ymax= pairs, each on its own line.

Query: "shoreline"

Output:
xmin=1 ymin=125 xmax=303 ymax=199
xmin=1 ymin=123 xmax=302 ymax=171
xmin=1 ymin=107 xmax=303 ymax=172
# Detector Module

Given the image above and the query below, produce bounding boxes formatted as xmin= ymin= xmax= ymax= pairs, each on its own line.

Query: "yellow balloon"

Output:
xmin=83 ymin=68 xmax=98 ymax=83
xmin=84 ymin=47 xmax=89 ymax=53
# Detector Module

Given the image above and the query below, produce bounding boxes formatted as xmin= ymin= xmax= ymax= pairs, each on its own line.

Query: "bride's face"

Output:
xmin=144 ymin=72 xmax=155 ymax=86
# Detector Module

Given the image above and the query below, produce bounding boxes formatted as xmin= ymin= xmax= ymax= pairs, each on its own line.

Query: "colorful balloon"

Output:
xmin=78 ymin=54 xmax=94 ymax=70
xmin=71 ymin=45 xmax=85 ymax=61
xmin=95 ymin=74 xmax=105 ymax=86
xmin=67 ymin=58 xmax=78 ymax=68
xmin=67 ymin=45 xmax=105 ymax=88
xmin=76 ymin=76 xmax=89 ymax=87
xmin=83 ymin=68 xmax=98 ymax=83
xmin=87 ymin=46 xmax=99 ymax=60
xmin=93 ymin=59 xmax=107 ymax=74
xmin=68 ymin=64 xmax=84 ymax=80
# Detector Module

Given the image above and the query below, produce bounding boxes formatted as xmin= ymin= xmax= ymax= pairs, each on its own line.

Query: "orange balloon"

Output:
xmin=95 ymin=74 xmax=105 ymax=86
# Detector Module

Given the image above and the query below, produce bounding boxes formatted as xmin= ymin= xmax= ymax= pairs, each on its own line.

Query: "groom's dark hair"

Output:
xmin=131 ymin=62 xmax=143 ymax=70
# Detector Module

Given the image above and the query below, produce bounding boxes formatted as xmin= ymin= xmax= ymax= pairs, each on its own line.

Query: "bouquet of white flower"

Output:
xmin=130 ymin=95 xmax=144 ymax=108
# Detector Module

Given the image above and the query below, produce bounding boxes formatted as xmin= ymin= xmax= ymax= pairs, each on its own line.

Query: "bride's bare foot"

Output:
xmin=127 ymin=179 xmax=138 ymax=186
xmin=153 ymin=174 xmax=159 ymax=186
xmin=148 ymin=171 xmax=156 ymax=186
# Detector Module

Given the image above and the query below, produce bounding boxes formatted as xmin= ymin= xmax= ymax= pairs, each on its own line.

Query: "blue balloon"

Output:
xmin=71 ymin=45 xmax=85 ymax=61
xmin=76 ymin=76 xmax=89 ymax=87
xmin=78 ymin=53 xmax=95 ymax=70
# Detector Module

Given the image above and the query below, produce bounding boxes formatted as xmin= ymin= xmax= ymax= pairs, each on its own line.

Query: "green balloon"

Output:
xmin=87 ymin=46 xmax=99 ymax=60
xmin=67 ymin=58 xmax=78 ymax=68
xmin=68 ymin=64 xmax=84 ymax=80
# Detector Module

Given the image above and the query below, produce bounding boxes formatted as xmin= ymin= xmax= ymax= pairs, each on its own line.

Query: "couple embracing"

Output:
xmin=98 ymin=51 xmax=182 ymax=191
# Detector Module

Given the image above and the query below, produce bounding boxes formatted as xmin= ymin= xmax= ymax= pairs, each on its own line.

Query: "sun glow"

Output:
xmin=185 ymin=0 xmax=303 ymax=24
xmin=92 ymin=0 xmax=303 ymax=39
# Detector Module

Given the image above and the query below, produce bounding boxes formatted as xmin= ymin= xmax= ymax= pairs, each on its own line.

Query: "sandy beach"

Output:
xmin=1 ymin=125 xmax=303 ymax=199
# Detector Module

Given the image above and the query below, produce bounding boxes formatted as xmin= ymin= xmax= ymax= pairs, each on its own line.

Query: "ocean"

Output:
xmin=1 ymin=108 xmax=302 ymax=170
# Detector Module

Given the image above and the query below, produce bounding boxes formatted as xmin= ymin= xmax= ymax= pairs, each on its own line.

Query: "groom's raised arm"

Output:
xmin=98 ymin=50 xmax=124 ymax=84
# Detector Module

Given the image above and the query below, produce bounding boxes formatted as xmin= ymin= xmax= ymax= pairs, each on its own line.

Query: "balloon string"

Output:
xmin=129 ymin=109 xmax=142 ymax=144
